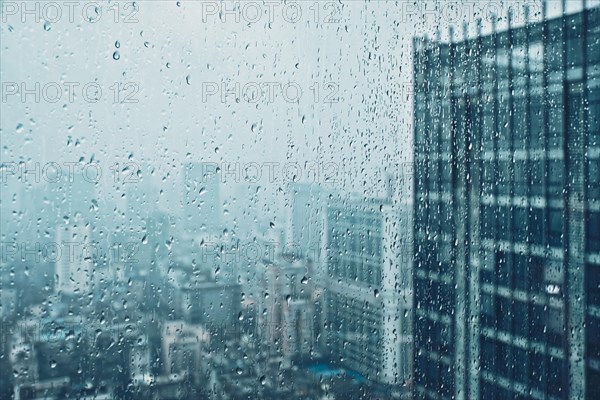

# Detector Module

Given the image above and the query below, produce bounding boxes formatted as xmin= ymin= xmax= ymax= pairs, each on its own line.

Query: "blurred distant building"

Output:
xmin=324 ymin=195 xmax=413 ymax=389
xmin=231 ymin=183 xmax=260 ymax=239
xmin=55 ymin=213 xmax=92 ymax=296
xmin=51 ymin=171 xmax=99 ymax=224
xmin=17 ymin=184 xmax=58 ymax=245
xmin=124 ymin=163 xmax=160 ymax=224
xmin=258 ymin=254 xmax=315 ymax=361
xmin=182 ymin=162 xmax=222 ymax=236
xmin=161 ymin=321 xmax=209 ymax=385
xmin=8 ymin=315 xmax=115 ymax=399
xmin=130 ymin=334 xmax=152 ymax=383
xmin=10 ymin=319 xmax=39 ymax=387
xmin=179 ymin=280 xmax=241 ymax=328
xmin=123 ymin=165 xmax=163 ymax=268
xmin=287 ymin=183 xmax=325 ymax=263
xmin=0 ymin=285 xmax=17 ymax=319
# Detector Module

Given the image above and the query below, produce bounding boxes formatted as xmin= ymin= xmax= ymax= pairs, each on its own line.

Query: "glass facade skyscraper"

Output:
xmin=413 ymin=5 xmax=599 ymax=400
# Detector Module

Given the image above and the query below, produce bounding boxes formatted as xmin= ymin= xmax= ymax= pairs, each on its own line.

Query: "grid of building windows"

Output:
xmin=413 ymin=6 xmax=599 ymax=400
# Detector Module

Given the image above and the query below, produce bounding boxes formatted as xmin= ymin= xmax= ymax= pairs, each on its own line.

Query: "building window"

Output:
xmin=530 ymin=207 xmax=545 ymax=246
xmin=514 ymin=207 xmax=528 ymax=243
xmin=587 ymin=212 xmax=600 ymax=253
xmin=548 ymin=209 xmax=564 ymax=248
xmin=546 ymin=307 xmax=564 ymax=346
xmin=548 ymin=160 xmax=564 ymax=198
xmin=589 ymin=87 xmax=600 ymax=147
xmin=588 ymin=158 xmax=600 ymax=201
xmin=586 ymin=263 xmax=600 ymax=307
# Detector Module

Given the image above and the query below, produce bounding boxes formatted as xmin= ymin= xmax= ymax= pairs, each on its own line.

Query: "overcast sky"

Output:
xmin=1 ymin=0 xmax=596 ymax=221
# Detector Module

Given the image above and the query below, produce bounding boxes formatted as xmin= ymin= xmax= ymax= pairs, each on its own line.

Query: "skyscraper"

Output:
xmin=51 ymin=171 xmax=97 ymax=297
xmin=182 ymin=162 xmax=222 ymax=236
xmin=413 ymin=5 xmax=599 ymax=399
xmin=258 ymin=254 xmax=315 ymax=361
xmin=55 ymin=213 xmax=92 ymax=296
xmin=287 ymin=182 xmax=325 ymax=263
xmin=324 ymin=195 xmax=412 ymax=390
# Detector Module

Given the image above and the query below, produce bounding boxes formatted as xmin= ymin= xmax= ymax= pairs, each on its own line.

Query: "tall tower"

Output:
xmin=287 ymin=182 xmax=325 ymax=263
xmin=412 ymin=5 xmax=599 ymax=399
xmin=182 ymin=162 xmax=221 ymax=236
xmin=324 ymin=196 xmax=412 ymax=390
xmin=56 ymin=213 xmax=92 ymax=296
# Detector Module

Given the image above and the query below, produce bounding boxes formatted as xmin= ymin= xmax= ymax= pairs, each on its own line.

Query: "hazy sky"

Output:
xmin=1 ymin=0 xmax=595 ymax=220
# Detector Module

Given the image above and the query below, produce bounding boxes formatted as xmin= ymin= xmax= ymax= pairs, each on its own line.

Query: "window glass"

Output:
xmin=2 ymin=3 xmax=597 ymax=400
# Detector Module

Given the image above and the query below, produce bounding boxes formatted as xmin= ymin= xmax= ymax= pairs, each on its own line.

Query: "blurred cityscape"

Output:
xmin=1 ymin=160 xmax=413 ymax=399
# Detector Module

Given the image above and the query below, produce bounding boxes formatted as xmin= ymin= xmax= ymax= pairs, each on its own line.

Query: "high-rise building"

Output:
xmin=18 ymin=184 xmax=58 ymax=244
xmin=231 ymin=183 xmax=260 ymax=239
xmin=161 ymin=321 xmax=209 ymax=384
xmin=287 ymin=183 xmax=325 ymax=263
xmin=257 ymin=254 xmax=315 ymax=361
xmin=55 ymin=213 xmax=92 ymax=296
xmin=413 ymin=5 xmax=599 ymax=399
xmin=124 ymin=163 xmax=160 ymax=229
xmin=324 ymin=195 xmax=412 ymax=390
xmin=182 ymin=162 xmax=221 ymax=236
xmin=52 ymin=172 xmax=98 ymax=222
